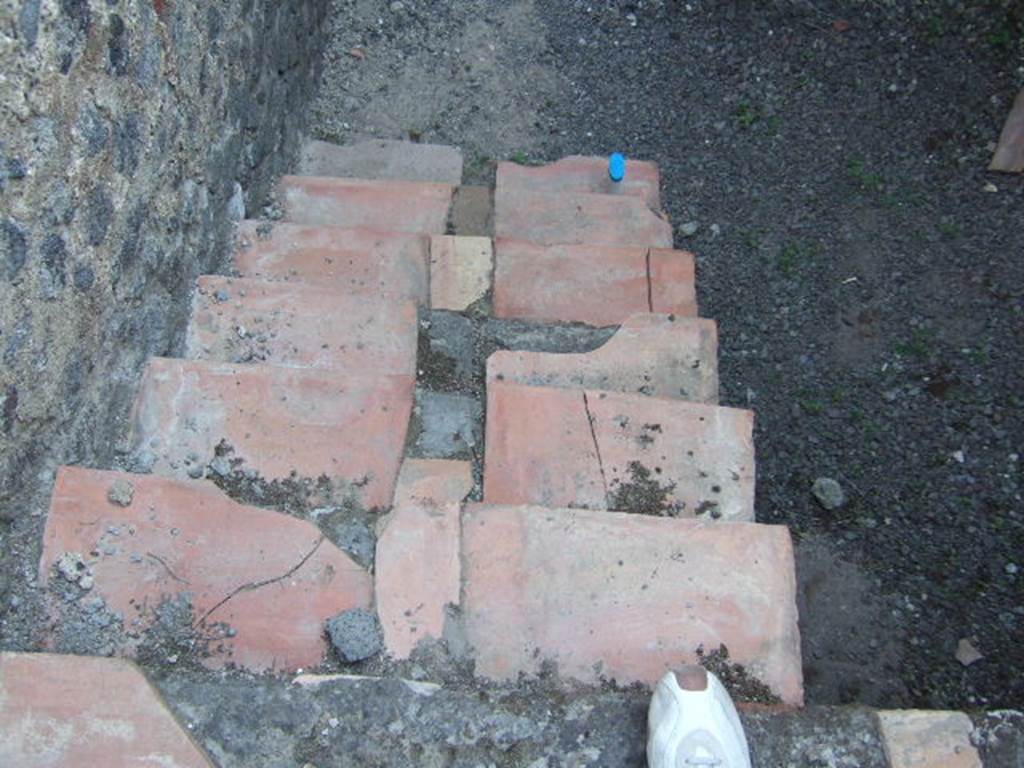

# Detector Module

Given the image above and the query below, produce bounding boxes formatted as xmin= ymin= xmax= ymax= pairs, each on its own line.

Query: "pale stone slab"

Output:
xmin=429 ymin=235 xmax=493 ymax=311
xmin=488 ymin=313 xmax=718 ymax=403
xmin=300 ymin=138 xmax=464 ymax=184
xmin=878 ymin=710 xmax=982 ymax=768
xmin=376 ymin=459 xmax=473 ymax=659
xmin=460 ymin=504 xmax=803 ymax=705
xmin=0 ymin=652 xmax=214 ymax=767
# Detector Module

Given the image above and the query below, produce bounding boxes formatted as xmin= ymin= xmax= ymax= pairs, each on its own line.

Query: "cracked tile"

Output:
xmin=39 ymin=467 xmax=372 ymax=671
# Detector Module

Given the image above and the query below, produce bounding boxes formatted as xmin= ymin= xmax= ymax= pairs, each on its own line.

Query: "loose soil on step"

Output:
xmin=313 ymin=0 xmax=1024 ymax=710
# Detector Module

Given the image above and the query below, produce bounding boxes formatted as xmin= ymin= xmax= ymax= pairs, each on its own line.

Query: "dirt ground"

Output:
xmin=312 ymin=0 xmax=1024 ymax=710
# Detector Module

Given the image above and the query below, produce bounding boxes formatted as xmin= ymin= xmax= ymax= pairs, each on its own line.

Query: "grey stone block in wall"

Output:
xmin=0 ymin=0 xmax=331 ymax=562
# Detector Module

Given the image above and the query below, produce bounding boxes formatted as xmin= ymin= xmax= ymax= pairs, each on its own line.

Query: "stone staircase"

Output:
xmin=1 ymin=139 xmax=996 ymax=766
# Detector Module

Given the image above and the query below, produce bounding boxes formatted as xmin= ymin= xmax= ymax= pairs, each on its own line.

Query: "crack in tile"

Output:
xmin=644 ymin=247 xmax=653 ymax=312
xmin=196 ymin=535 xmax=326 ymax=627
xmin=581 ymin=391 xmax=610 ymax=508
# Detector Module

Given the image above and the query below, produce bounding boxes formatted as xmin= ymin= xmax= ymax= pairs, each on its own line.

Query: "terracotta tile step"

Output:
xmin=494 ymin=188 xmax=673 ymax=248
xmin=496 ymin=155 xmax=661 ymax=209
xmin=279 ymin=175 xmax=454 ymax=234
xmin=459 ymin=504 xmax=803 ymax=705
xmin=38 ymin=467 xmax=372 ymax=672
xmin=484 ymin=381 xmax=754 ymax=521
xmin=0 ymin=651 xmax=215 ymax=766
xmin=488 ymin=313 xmax=718 ymax=404
xmin=235 ymin=220 xmax=429 ymax=304
xmin=375 ymin=459 xmax=473 ymax=660
xmin=493 ymin=239 xmax=696 ymax=326
xmin=186 ymin=275 xmax=418 ymax=376
xmin=129 ymin=358 xmax=412 ymax=510
xmin=299 ymin=138 xmax=464 ymax=185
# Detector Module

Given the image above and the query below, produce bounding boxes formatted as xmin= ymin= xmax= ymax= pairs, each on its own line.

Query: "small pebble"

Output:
xmin=811 ymin=477 xmax=846 ymax=511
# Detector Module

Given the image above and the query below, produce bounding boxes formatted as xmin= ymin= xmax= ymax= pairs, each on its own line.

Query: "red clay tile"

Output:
xmin=487 ymin=313 xmax=718 ymax=403
xmin=375 ymin=459 xmax=473 ymax=659
xmin=0 ymin=651 xmax=214 ymax=767
xmin=497 ymin=156 xmax=661 ymax=208
xmin=279 ymin=175 xmax=453 ymax=233
xmin=878 ymin=710 xmax=982 ymax=768
xmin=38 ymin=468 xmax=372 ymax=672
xmin=234 ymin=221 xmax=429 ymax=304
xmin=460 ymin=504 xmax=803 ymax=705
xmin=483 ymin=382 xmax=754 ymax=522
xmin=299 ymin=138 xmax=464 ymax=184
xmin=493 ymin=239 xmax=696 ymax=325
xmin=186 ymin=275 xmax=417 ymax=376
xmin=989 ymin=89 xmax=1024 ymax=173
xmin=494 ymin=189 xmax=673 ymax=248
xmin=130 ymin=359 xmax=412 ymax=509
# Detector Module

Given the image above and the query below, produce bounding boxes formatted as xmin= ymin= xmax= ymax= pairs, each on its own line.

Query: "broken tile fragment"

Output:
xmin=488 ymin=313 xmax=718 ymax=403
xmin=376 ymin=459 xmax=473 ymax=659
xmin=39 ymin=467 xmax=372 ymax=672
xmin=0 ymin=651 xmax=215 ymax=767
xmin=429 ymin=235 xmax=493 ymax=311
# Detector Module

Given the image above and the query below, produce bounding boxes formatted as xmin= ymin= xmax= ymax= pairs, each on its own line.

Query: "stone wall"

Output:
xmin=0 ymin=1 xmax=329 ymax=520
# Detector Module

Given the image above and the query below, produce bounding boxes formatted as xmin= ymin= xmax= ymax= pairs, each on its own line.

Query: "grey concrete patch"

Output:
xmin=158 ymin=669 xmax=903 ymax=768
xmin=410 ymin=389 xmax=482 ymax=460
xmin=972 ymin=710 xmax=1024 ymax=768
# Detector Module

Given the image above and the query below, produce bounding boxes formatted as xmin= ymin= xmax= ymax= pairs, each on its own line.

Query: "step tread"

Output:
xmin=484 ymin=381 xmax=754 ymax=522
xmin=39 ymin=468 xmax=371 ymax=671
xmin=279 ymin=175 xmax=453 ymax=233
xmin=494 ymin=188 xmax=673 ymax=248
xmin=493 ymin=239 xmax=696 ymax=325
xmin=234 ymin=221 xmax=429 ymax=304
xmin=186 ymin=275 xmax=418 ymax=375
xmin=375 ymin=459 xmax=473 ymax=660
xmin=299 ymin=138 xmax=464 ymax=184
xmin=129 ymin=358 xmax=412 ymax=510
xmin=487 ymin=313 xmax=718 ymax=404
xmin=497 ymin=155 xmax=660 ymax=209
xmin=460 ymin=504 xmax=802 ymax=704
xmin=0 ymin=651 xmax=216 ymax=767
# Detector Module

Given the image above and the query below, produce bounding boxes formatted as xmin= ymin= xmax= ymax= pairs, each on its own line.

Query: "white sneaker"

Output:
xmin=647 ymin=666 xmax=752 ymax=768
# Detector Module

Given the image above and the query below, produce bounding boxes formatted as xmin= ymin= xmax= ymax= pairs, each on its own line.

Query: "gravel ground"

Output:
xmin=312 ymin=0 xmax=1024 ymax=710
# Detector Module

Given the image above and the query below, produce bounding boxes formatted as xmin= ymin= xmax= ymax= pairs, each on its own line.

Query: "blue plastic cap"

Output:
xmin=609 ymin=152 xmax=626 ymax=183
